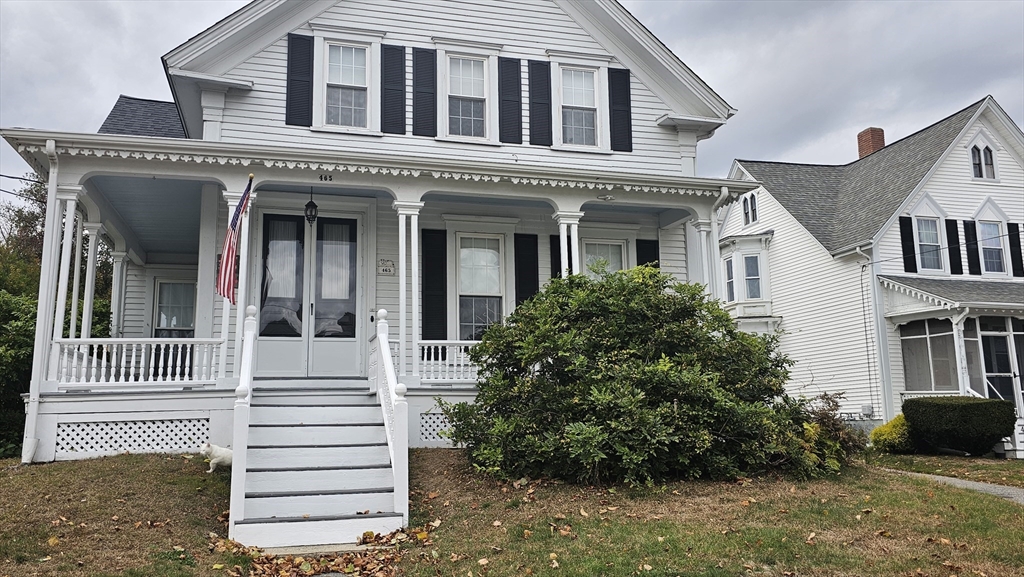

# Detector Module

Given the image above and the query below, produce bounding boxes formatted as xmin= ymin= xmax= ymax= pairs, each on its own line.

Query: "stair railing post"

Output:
xmin=394 ymin=381 xmax=409 ymax=523
xmin=228 ymin=305 xmax=257 ymax=539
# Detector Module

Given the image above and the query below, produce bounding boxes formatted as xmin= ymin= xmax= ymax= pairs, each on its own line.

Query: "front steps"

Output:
xmin=232 ymin=385 xmax=405 ymax=548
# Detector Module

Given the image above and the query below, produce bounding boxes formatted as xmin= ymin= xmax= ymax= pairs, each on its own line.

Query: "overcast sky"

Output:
xmin=1 ymin=0 xmax=1022 ymax=190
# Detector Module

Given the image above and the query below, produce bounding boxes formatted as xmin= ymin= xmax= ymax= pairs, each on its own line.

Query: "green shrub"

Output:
xmin=902 ymin=396 xmax=1016 ymax=456
xmin=870 ymin=414 xmax=914 ymax=454
xmin=440 ymin=266 xmax=861 ymax=485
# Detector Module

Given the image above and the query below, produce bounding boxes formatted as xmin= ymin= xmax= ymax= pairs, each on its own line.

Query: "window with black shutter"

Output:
xmin=285 ymin=34 xmax=314 ymax=127
xmin=898 ymin=216 xmax=918 ymax=273
xmin=421 ymin=229 xmax=447 ymax=339
xmin=514 ymin=234 xmax=538 ymax=304
xmin=608 ymin=68 xmax=632 ymax=152
xmin=412 ymin=48 xmax=437 ymax=137
xmin=528 ymin=61 xmax=552 ymax=146
xmin=636 ymin=239 xmax=659 ymax=268
xmin=380 ymin=44 xmax=406 ymax=134
xmin=498 ymin=57 xmax=523 ymax=144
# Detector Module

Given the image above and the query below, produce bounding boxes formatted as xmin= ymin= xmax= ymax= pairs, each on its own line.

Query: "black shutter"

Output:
xmin=636 ymin=239 xmax=659 ymax=268
xmin=528 ymin=60 xmax=552 ymax=146
xmin=898 ymin=216 xmax=918 ymax=273
xmin=549 ymin=235 xmax=573 ymax=278
xmin=285 ymin=34 xmax=313 ymax=127
xmin=963 ymin=220 xmax=982 ymax=275
xmin=381 ymin=44 xmax=406 ymax=134
xmin=608 ymin=68 xmax=632 ymax=152
xmin=1008 ymin=222 xmax=1024 ymax=277
xmin=498 ymin=57 xmax=523 ymax=144
xmin=421 ymin=229 xmax=447 ymax=339
xmin=514 ymin=234 xmax=539 ymax=305
xmin=412 ymin=48 xmax=436 ymax=137
xmin=945 ymin=219 xmax=963 ymax=275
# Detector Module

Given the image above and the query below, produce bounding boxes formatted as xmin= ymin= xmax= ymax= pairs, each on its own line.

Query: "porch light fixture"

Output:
xmin=304 ymin=191 xmax=318 ymax=224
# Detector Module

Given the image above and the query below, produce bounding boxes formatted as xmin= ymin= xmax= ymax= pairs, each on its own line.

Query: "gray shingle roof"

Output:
xmin=98 ymin=95 xmax=186 ymax=139
xmin=738 ymin=99 xmax=986 ymax=253
xmin=880 ymin=275 xmax=1024 ymax=307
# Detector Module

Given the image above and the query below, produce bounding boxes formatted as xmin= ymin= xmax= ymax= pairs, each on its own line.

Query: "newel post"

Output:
xmin=394 ymin=379 xmax=409 ymax=523
xmin=228 ymin=305 xmax=257 ymax=536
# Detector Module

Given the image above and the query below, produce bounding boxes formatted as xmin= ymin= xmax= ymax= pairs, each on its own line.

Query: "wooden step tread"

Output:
xmin=248 ymin=442 xmax=386 ymax=449
xmin=246 ymin=464 xmax=392 ymax=473
xmin=248 ymin=422 xmax=384 ymax=428
xmin=246 ymin=487 xmax=394 ymax=499
xmin=234 ymin=512 xmax=401 ymax=525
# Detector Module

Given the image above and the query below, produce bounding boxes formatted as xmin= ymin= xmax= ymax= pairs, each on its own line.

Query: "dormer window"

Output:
xmin=326 ymin=45 xmax=367 ymax=128
xmin=916 ymin=217 xmax=942 ymax=270
xmin=971 ymin=145 xmax=995 ymax=179
xmin=448 ymin=57 xmax=486 ymax=138
xmin=979 ymin=221 xmax=1005 ymax=273
xmin=561 ymin=68 xmax=597 ymax=146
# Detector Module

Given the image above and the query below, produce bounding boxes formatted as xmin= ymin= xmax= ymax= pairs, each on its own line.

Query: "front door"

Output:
xmin=255 ymin=212 xmax=363 ymax=377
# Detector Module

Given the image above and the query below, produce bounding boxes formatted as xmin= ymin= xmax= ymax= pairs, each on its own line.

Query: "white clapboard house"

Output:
xmin=718 ymin=97 xmax=1024 ymax=456
xmin=2 ymin=0 xmax=757 ymax=547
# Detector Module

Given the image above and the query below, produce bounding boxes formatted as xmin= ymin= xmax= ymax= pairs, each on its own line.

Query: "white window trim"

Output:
xmin=576 ymin=224 xmax=637 ymax=274
xmin=978 ymin=220 xmax=1010 ymax=277
xmin=435 ymin=41 xmax=500 ymax=146
xmin=741 ymin=193 xmax=759 ymax=227
xmin=154 ymin=280 xmax=197 ymax=331
xmin=310 ymin=27 xmax=383 ymax=135
xmin=442 ymin=215 xmax=518 ymax=340
xmin=719 ymin=237 xmax=772 ymax=304
xmin=581 ymin=239 xmax=628 ymax=277
xmin=550 ymin=54 xmax=611 ymax=153
xmin=742 ymin=254 xmax=762 ymax=300
xmin=964 ymin=129 xmax=1000 ymax=182
xmin=906 ymin=193 xmax=950 ymax=277
xmin=143 ymin=267 xmax=198 ymax=337
xmin=724 ymin=257 xmax=735 ymax=303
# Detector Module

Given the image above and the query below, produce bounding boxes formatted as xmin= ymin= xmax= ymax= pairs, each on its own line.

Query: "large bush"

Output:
xmin=902 ymin=396 xmax=1016 ymax=456
xmin=870 ymin=414 xmax=913 ymax=454
xmin=440 ymin=266 xmax=861 ymax=485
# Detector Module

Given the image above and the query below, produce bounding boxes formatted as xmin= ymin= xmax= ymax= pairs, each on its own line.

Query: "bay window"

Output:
xmin=744 ymin=255 xmax=761 ymax=299
xmin=458 ymin=235 xmax=503 ymax=340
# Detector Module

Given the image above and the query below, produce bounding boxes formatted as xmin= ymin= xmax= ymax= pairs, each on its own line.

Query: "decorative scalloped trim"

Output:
xmin=878 ymin=277 xmax=957 ymax=309
xmin=17 ymin=144 xmax=718 ymax=198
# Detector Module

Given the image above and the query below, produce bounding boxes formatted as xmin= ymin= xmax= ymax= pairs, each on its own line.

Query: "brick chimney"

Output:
xmin=857 ymin=127 xmax=885 ymax=158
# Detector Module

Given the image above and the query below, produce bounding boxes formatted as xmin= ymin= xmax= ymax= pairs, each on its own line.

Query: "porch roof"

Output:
xmin=879 ymin=275 xmax=1024 ymax=310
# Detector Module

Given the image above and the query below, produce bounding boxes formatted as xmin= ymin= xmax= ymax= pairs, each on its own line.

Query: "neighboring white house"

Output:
xmin=719 ymin=97 xmax=1024 ymax=456
xmin=1 ymin=0 xmax=757 ymax=548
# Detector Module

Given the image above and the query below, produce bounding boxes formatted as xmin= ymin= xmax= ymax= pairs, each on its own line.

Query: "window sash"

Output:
xmin=972 ymin=146 xmax=983 ymax=178
xmin=900 ymin=319 xmax=961 ymax=392
xmin=979 ymin=222 xmax=1004 ymax=272
xmin=458 ymin=236 xmax=502 ymax=296
xmin=326 ymin=86 xmax=367 ymax=127
xmin=583 ymin=242 xmax=625 ymax=276
xmin=449 ymin=96 xmax=485 ymax=137
xmin=156 ymin=282 xmax=196 ymax=330
xmin=725 ymin=258 xmax=735 ymax=302
xmin=561 ymin=68 xmax=595 ymax=107
xmin=982 ymin=146 xmax=995 ymax=179
xmin=742 ymin=198 xmax=750 ymax=225
xmin=916 ymin=217 xmax=942 ymax=270
xmin=449 ymin=57 xmax=485 ymax=98
xmin=744 ymin=255 xmax=761 ymax=300
xmin=328 ymin=45 xmax=367 ymax=87
xmin=749 ymin=194 xmax=758 ymax=222
xmin=562 ymin=106 xmax=596 ymax=146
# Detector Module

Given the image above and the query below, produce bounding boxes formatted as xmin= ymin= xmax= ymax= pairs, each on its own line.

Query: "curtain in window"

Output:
xmin=320 ymin=222 xmax=352 ymax=300
xmin=266 ymin=219 xmax=298 ymax=298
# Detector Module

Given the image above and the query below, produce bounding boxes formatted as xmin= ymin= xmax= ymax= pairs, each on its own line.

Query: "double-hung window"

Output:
xmin=724 ymin=258 xmax=735 ymax=302
xmin=971 ymin=145 xmax=995 ymax=179
xmin=916 ymin=217 xmax=942 ymax=270
xmin=155 ymin=282 xmax=195 ymax=339
xmin=979 ymin=221 xmax=1005 ymax=273
xmin=458 ymin=235 xmax=503 ymax=340
xmin=561 ymin=68 xmax=596 ymax=146
xmin=326 ymin=45 xmax=367 ymax=128
xmin=744 ymin=255 xmax=761 ymax=299
xmin=583 ymin=241 xmax=625 ymax=277
xmin=449 ymin=57 xmax=486 ymax=138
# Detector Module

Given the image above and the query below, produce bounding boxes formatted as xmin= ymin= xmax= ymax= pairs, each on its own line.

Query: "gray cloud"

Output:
xmin=2 ymin=0 xmax=1021 ymax=182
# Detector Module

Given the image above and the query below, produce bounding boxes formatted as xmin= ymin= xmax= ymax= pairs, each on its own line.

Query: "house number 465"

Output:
xmin=319 ymin=174 xmax=333 ymax=181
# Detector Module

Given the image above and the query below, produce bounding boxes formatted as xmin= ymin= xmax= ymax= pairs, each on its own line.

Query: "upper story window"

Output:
xmin=743 ymin=255 xmax=761 ymax=299
xmin=449 ymin=57 xmax=486 ymax=138
xmin=724 ymin=258 xmax=735 ymax=302
xmin=916 ymin=217 xmax=942 ymax=270
xmin=971 ymin=145 xmax=995 ymax=179
xmin=458 ymin=235 xmax=503 ymax=340
xmin=979 ymin=221 xmax=1005 ymax=273
xmin=326 ymin=44 xmax=367 ymax=128
xmin=562 ymin=68 xmax=597 ymax=146
xmin=742 ymin=193 xmax=758 ymax=225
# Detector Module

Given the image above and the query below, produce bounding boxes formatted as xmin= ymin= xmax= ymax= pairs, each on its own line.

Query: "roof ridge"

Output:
xmin=850 ymin=96 xmax=988 ymax=164
xmin=115 ymin=94 xmax=177 ymax=105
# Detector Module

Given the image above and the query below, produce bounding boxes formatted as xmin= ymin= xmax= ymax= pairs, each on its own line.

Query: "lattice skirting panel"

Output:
xmin=55 ymin=419 xmax=210 ymax=457
xmin=419 ymin=412 xmax=451 ymax=443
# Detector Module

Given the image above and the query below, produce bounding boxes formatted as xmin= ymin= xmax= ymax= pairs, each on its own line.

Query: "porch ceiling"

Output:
xmin=88 ymin=176 xmax=203 ymax=255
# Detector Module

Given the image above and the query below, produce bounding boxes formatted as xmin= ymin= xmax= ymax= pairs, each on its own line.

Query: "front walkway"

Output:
xmin=884 ymin=469 xmax=1024 ymax=505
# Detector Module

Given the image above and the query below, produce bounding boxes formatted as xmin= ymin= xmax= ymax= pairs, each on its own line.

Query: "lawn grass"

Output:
xmin=865 ymin=450 xmax=1024 ymax=489
xmin=0 ymin=454 xmax=245 ymax=577
xmin=400 ymin=449 xmax=1024 ymax=577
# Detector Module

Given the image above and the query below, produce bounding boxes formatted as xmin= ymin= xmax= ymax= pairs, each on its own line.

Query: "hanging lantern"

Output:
xmin=304 ymin=191 xmax=318 ymax=224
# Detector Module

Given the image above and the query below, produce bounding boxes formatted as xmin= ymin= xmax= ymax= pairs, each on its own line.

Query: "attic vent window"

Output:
xmin=971 ymin=145 xmax=995 ymax=179
xmin=326 ymin=45 xmax=367 ymax=128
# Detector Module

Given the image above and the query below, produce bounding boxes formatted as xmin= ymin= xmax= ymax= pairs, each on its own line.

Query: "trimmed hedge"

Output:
xmin=870 ymin=414 xmax=914 ymax=454
xmin=902 ymin=396 xmax=1016 ymax=456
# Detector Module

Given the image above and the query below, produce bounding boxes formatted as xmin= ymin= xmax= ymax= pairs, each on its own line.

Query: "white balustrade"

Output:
xmin=228 ymin=306 xmax=258 ymax=538
xmin=52 ymin=338 xmax=224 ymax=387
xmin=419 ymin=341 xmax=479 ymax=383
xmin=370 ymin=310 xmax=409 ymax=523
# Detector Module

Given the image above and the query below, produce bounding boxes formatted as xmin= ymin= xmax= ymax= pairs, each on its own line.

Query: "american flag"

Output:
xmin=216 ymin=174 xmax=254 ymax=305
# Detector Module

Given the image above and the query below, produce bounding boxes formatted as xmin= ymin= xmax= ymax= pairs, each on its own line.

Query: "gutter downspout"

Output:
xmin=856 ymin=246 xmax=893 ymax=421
xmin=22 ymin=140 xmax=61 ymax=463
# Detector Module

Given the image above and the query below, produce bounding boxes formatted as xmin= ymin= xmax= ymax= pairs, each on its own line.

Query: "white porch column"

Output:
xmin=195 ymin=184 xmax=220 ymax=339
xmin=80 ymin=223 xmax=103 ymax=338
xmin=218 ymin=193 xmax=237 ymax=379
xmin=707 ymin=217 xmax=722 ymax=297
xmin=232 ymin=193 xmax=255 ymax=377
xmin=553 ymin=211 xmax=584 ymax=276
xmin=68 ymin=217 xmax=84 ymax=339
xmin=690 ymin=219 xmax=713 ymax=295
xmin=951 ymin=310 xmax=970 ymax=396
xmin=51 ymin=195 xmax=79 ymax=346
xmin=394 ymin=202 xmax=424 ymax=378
xmin=109 ymin=251 xmax=128 ymax=337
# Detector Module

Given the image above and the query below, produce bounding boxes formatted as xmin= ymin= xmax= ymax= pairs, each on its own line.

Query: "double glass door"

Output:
xmin=255 ymin=212 xmax=362 ymax=377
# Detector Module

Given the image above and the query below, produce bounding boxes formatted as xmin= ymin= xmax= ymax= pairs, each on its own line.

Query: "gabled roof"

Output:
xmin=98 ymin=95 xmax=186 ymax=139
xmin=736 ymin=98 xmax=987 ymax=253
xmin=879 ymin=275 xmax=1024 ymax=309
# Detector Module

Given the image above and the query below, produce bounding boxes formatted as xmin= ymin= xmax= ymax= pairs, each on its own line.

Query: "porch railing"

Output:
xmin=369 ymin=310 xmax=409 ymax=523
xmin=51 ymin=337 xmax=225 ymax=387
xmin=228 ymin=306 xmax=257 ymax=538
xmin=419 ymin=340 xmax=479 ymax=383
